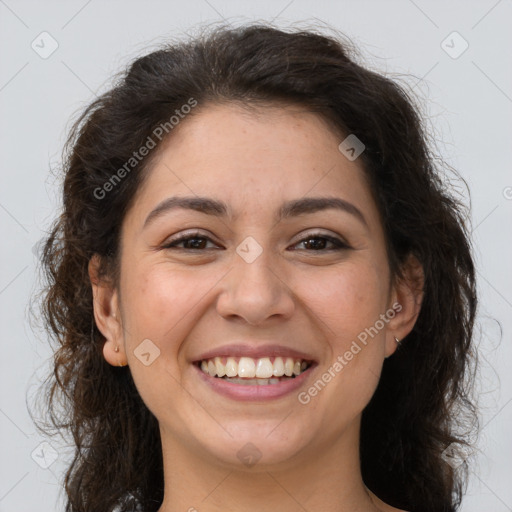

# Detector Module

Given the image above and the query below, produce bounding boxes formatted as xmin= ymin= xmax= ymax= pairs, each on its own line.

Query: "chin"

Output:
xmin=193 ymin=424 xmax=309 ymax=470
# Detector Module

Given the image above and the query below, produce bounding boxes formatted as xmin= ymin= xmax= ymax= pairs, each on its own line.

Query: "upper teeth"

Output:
xmin=199 ymin=356 xmax=309 ymax=378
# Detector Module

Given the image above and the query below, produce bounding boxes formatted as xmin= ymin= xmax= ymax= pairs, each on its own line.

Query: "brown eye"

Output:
xmin=162 ymin=232 xmax=220 ymax=250
xmin=291 ymin=234 xmax=349 ymax=251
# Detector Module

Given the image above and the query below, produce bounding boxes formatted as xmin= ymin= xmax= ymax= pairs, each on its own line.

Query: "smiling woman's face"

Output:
xmin=92 ymin=102 xmax=420 ymax=473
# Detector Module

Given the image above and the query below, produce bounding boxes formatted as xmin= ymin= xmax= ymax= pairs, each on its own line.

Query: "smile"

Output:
xmin=193 ymin=356 xmax=316 ymax=401
xmin=197 ymin=356 xmax=312 ymax=384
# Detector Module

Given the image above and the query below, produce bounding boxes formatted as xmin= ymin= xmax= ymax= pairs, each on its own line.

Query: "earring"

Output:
xmin=114 ymin=345 xmax=127 ymax=366
xmin=114 ymin=345 xmax=125 ymax=365
xmin=394 ymin=336 xmax=401 ymax=345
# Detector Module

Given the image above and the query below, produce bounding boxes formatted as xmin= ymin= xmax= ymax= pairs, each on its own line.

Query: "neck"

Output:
xmin=157 ymin=418 xmax=384 ymax=512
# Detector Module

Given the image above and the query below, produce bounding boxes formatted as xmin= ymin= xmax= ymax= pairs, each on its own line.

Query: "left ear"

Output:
xmin=385 ymin=253 xmax=424 ymax=357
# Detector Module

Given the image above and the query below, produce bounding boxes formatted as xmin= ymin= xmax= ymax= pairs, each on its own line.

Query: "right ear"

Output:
xmin=88 ymin=254 xmax=127 ymax=366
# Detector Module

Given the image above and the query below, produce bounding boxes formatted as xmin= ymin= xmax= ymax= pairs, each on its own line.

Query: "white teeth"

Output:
xmin=255 ymin=357 xmax=273 ymax=378
xmin=238 ymin=357 xmax=256 ymax=378
xmin=284 ymin=358 xmax=294 ymax=377
xmin=225 ymin=357 xmax=238 ymax=377
xmin=273 ymin=357 xmax=285 ymax=376
xmin=222 ymin=377 xmax=282 ymax=385
xmin=214 ymin=357 xmax=226 ymax=377
xmin=198 ymin=355 xmax=311 ymax=379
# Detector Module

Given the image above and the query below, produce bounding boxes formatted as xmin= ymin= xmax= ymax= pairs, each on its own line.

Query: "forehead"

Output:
xmin=126 ymin=102 xmax=380 ymax=229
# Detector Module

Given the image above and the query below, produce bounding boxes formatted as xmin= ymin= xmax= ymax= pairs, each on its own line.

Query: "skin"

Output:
xmin=90 ymin=103 xmax=423 ymax=512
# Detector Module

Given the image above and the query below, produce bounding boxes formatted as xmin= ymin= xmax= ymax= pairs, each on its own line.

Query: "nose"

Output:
xmin=216 ymin=244 xmax=296 ymax=326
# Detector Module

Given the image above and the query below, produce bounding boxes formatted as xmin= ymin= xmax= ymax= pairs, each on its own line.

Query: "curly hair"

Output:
xmin=35 ymin=23 xmax=478 ymax=512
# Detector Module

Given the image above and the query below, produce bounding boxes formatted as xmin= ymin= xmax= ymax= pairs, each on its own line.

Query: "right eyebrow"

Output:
xmin=143 ymin=196 xmax=230 ymax=229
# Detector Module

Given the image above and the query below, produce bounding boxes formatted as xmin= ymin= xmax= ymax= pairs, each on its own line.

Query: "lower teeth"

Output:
xmin=220 ymin=376 xmax=295 ymax=385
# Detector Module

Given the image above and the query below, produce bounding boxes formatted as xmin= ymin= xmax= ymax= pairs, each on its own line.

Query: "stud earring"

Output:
xmin=114 ymin=345 xmax=119 ymax=353
xmin=394 ymin=336 xmax=401 ymax=345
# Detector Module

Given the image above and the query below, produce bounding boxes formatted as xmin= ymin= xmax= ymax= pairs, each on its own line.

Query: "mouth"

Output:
xmin=192 ymin=355 xmax=317 ymax=401
xmin=195 ymin=356 xmax=314 ymax=385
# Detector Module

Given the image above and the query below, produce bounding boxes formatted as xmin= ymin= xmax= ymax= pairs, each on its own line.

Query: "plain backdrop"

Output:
xmin=1 ymin=1 xmax=511 ymax=511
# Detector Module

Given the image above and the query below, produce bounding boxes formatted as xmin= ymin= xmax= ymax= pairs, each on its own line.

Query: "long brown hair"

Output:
xmin=35 ymin=23 xmax=478 ymax=512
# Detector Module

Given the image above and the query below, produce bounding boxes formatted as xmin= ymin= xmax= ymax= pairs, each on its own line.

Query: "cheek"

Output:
xmin=119 ymin=263 xmax=211 ymax=421
xmin=298 ymin=260 xmax=388 ymax=342
xmin=120 ymin=263 xmax=220 ymax=350
xmin=295 ymin=263 xmax=390 ymax=424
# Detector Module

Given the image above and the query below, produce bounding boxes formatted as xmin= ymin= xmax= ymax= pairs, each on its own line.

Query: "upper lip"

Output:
xmin=192 ymin=344 xmax=317 ymax=363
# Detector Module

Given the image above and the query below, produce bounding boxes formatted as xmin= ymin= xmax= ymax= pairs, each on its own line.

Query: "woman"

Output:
xmin=38 ymin=23 xmax=478 ymax=512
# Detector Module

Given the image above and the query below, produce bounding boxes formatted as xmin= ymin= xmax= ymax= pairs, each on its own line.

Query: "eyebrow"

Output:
xmin=143 ymin=195 xmax=368 ymax=229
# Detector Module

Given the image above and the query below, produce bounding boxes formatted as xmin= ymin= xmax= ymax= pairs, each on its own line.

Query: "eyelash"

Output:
xmin=161 ymin=231 xmax=350 ymax=252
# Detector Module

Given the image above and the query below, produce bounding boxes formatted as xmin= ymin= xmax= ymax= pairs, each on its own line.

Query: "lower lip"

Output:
xmin=193 ymin=363 xmax=316 ymax=402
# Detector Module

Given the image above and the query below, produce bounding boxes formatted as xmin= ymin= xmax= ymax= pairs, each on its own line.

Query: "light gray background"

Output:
xmin=1 ymin=1 xmax=511 ymax=511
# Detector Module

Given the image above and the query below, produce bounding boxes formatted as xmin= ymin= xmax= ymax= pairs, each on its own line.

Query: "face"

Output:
xmin=93 ymin=102 xmax=418 ymax=472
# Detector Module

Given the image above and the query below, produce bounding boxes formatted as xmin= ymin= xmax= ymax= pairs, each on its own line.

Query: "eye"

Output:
xmin=290 ymin=233 xmax=349 ymax=251
xmin=161 ymin=232 xmax=221 ymax=251
xmin=161 ymin=231 xmax=350 ymax=252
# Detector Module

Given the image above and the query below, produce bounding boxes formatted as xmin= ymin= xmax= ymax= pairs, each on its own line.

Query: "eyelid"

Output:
xmin=161 ymin=230 xmax=221 ymax=249
xmin=292 ymin=229 xmax=348 ymax=245
xmin=290 ymin=230 xmax=350 ymax=251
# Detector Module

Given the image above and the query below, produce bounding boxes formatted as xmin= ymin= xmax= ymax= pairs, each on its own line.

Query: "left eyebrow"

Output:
xmin=143 ymin=195 xmax=368 ymax=229
xmin=278 ymin=197 xmax=368 ymax=228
